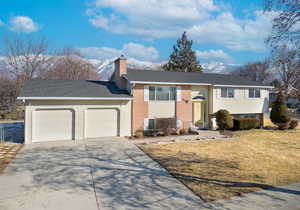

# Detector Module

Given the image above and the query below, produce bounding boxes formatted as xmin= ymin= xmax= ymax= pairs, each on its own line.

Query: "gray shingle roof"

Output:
xmin=126 ymin=69 xmax=271 ymax=87
xmin=19 ymin=80 xmax=131 ymax=98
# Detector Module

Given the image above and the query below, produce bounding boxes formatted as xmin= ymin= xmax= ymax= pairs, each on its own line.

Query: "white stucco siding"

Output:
xmin=24 ymin=100 xmax=131 ymax=144
xmin=148 ymin=101 xmax=175 ymax=118
xmin=212 ymin=87 xmax=269 ymax=114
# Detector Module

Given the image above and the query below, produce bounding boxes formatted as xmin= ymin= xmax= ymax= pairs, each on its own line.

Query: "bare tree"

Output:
xmin=3 ymin=36 xmax=51 ymax=86
xmin=232 ymin=60 xmax=273 ymax=84
xmin=271 ymin=45 xmax=300 ymax=94
xmin=0 ymin=75 xmax=18 ymax=111
xmin=42 ymin=47 xmax=99 ymax=80
xmin=264 ymin=0 xmax=300 ymax=47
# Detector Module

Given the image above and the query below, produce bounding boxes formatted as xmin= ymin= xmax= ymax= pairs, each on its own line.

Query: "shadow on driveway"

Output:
xmin=0 ymin=139 xmax=204 ymax=210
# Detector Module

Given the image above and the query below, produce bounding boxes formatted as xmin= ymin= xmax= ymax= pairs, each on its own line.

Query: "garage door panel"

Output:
xmin=33 ymin=109 xmax=74 ymax=142
xmin=85 ymin=109 xmax=118 ymax=138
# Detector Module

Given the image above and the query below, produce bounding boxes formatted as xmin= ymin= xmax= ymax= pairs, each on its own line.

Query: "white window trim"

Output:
xmin=149 ymin=86 xmax=176 ymax=101
xmin=248 ymin=88 xmax=261 ymax=99
xmin=221 ymin=87 xmax=235 ymax=98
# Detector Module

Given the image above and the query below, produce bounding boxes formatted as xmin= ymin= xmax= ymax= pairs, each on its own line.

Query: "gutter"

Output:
xmin=212 ymin=84 xmax=274 ymax=89
xmin=17 ymin=97 xmax=133 ymax=101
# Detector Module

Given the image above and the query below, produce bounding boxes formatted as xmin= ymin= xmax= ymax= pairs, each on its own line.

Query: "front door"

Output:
xmin=193 ymin=101 xmax=204 ymax=126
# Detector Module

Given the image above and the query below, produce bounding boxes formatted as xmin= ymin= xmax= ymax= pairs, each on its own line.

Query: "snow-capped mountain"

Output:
xmin=0 ymin=55 xmax=240 ymax=81
xmin=89 ymin=58 xmax=240 ymax=80
xmin=88 ymin=57 xmax=163 ymax=80
xmin=202 ymin=62 xmax=240 ymax=74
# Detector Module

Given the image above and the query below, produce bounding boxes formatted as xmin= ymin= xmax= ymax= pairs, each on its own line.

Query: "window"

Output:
xmin=149 ymin=86 xmax=176 ymax=101
xmin=148 ymin=119 xmax=155 ymax=130
xmin=149 ymin=86 xmax=155 ymax=100
xmin=249 ymin=88 xmax=261 ymax=98
xmin=221 ymin=88 xmax=235 ymax=98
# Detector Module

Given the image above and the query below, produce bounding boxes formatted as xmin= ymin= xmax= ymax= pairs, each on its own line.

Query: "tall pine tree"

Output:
xmin=163 ymin=32 xmax=203 ymax=72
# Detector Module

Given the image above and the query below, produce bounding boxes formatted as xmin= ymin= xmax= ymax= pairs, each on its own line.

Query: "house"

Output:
xmin=18 ymin=57 xmax=272 ymax=144
xmin=270 ymin=90 xmax=300 ymax=108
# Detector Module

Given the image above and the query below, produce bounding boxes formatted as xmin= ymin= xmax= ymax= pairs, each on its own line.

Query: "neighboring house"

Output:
xmin=270 ymin=90 xmax=300 ymax=108
xmin=18 ymin=57 xmax=272 ymax=144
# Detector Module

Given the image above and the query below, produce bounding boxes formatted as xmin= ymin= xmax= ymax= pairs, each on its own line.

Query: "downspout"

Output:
xmin=131 ymin=83 xmax=136 ymax=137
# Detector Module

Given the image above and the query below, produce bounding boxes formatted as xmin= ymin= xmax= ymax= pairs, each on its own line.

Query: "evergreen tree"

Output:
xmin=163 ymin=32 xmax=203 ymax=72
xmin=270 ymin=92 xmax=291 ymax=130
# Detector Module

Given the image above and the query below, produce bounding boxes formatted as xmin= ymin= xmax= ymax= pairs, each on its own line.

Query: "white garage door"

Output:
xmin=32 ymin=109 xmax=74 ymax=142
xmin=85 ymin=109 xmax=118 ymax=138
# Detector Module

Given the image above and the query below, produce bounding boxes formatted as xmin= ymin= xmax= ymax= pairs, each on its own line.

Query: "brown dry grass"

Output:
xmin=0 ymin=144 xmax=23 ymax=173
xmin=140 ymin=126 xmax=300 ymax=202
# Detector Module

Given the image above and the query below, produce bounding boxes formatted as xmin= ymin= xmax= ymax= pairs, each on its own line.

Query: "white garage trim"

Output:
xmin=32 ymin=108 xmax=75 ymax=142
xmin=24 ymin=100 xmax=132 ymax=144
xmin=84 ymin=108 xmax=120 ymax=138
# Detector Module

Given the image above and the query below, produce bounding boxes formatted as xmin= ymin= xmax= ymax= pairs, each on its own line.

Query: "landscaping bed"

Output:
xmin=139 ymin=127 xmax=300 ymax=202
xmin=0 ymin=144 xmax=23 ymax=173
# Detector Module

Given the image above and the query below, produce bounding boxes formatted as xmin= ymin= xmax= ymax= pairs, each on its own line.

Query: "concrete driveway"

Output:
xmin=0 ymin=138 xmax=204 ymax=210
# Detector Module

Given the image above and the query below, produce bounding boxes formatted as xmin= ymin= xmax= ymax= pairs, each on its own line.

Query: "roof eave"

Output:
xmin=125 ymin=79 xmax=273 ymax=89
xmin=124 ymin=79 xmax=211 ymax=86
xmin=17 ymin=97 xmax=133 ymax=101
xmin=212 ymin=84 xmax=274 ymax=89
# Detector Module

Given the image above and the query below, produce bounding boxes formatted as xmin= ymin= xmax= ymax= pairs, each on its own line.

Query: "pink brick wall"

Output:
xmin=131 ymin=84 xmax=193 ymax=135
xmin=176 ymin=85 xmax=192 ymax=129
xmin=132 ymin=84 xmax=148 ymax=134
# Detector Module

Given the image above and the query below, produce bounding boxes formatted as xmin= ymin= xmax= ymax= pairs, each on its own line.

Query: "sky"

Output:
xmin=0 ymin=0 xmax=276 ymax=65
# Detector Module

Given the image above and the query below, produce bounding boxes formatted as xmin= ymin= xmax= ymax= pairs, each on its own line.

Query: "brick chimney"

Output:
xmin=112 ymin=55 xmax=127 ymax=89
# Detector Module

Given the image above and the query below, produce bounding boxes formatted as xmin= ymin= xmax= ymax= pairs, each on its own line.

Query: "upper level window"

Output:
xmin=221 ymin=88 xmax=235 ymax=98
xmin=149 ymin=86 xmax=176 ymax=101
xmin=249 ymin=88 xmax=261 ymax=98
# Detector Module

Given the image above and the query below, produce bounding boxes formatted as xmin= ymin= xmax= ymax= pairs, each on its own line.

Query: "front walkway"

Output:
xmin=0 ymin=138 xmax=204 ymax=210
xmin=131 ymin=130 xmax=227 ymax=145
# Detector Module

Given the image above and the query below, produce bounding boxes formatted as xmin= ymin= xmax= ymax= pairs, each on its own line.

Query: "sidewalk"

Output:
xmin=202 ymin=182 xmax=300 ymax=210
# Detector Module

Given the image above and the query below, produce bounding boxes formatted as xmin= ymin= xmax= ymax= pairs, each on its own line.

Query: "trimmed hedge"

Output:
xmin=233 ymin=118 xmax=260 ymax=130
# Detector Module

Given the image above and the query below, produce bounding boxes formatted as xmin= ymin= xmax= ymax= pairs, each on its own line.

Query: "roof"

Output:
xmin=18 ymin=80 xmax=131 ymax=100
xmin=125 ymin=69 xmax=272 ymax=88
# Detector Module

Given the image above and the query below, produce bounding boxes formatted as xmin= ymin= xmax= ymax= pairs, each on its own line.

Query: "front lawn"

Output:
xmin=139 ymin=127 xmax=300 ymax=202
xmin=0 ymin=144 xmax=23 ymax=173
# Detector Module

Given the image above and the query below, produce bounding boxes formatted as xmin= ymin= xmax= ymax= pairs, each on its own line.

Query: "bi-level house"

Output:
xmin=19 ymin=57 xmax=272 ymax=144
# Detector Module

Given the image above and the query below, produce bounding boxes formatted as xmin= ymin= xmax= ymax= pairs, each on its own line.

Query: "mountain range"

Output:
xmin=89 ymin=57 xmax=240 ymax=80
xmin=0 ymin=56 xmax=239 ymax=81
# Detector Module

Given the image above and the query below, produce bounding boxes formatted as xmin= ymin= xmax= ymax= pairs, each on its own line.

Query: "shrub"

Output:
xmin=289 ymin=120 xmax=298 ymax=130
xmin=179 ymin=128 xmax=187 ymax=135
xmin=188 ymin=127 xmax=199 ymax=135
xmin=155 ymin=118 xmax=176 ymax=136
xmin=270 ymin=92 xmax=291 ymax=130
xmin=134 ymin=130 xmax=144 ymax=138
xmin=233 ymin=118 xmax=260 ymax=130
xmin=277 ymin=122 xmax=290 ymax=130
xmin=215 ymin=109 xmax=233 ymax=130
